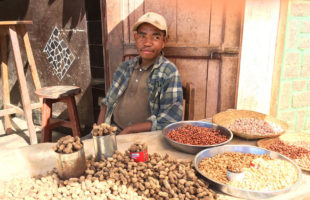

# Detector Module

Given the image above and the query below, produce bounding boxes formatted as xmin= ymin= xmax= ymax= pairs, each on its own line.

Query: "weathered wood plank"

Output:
xmin=128 ymin=0 xmax=144 ymax=44
xmin=219 ymin=56 xmax=239 ymax=111
xmin=0 ymin=34 xmax=12 ymax=133
xmin=9 ymin=25 xmax=37 ymax=144
xmin=206 ymin=60 xmax=220 ymax=118
xmin=176 ymin=0 xmax=211 ymax=46
xmin=176 ymin=58 xmax=208 ymax=119
xmin=145 ymin=0 xmax=177 ymax=43
xmin=124 ymin=44 xmax=239 ymax=59
xmin=270 ymin=0 xmax=289 ymax=116
xmin=18 ymin=25 xmax=41 ymax=91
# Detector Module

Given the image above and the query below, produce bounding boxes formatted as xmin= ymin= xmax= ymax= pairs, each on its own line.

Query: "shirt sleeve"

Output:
xmin=147 ymin=67 xmax=183 ymax=130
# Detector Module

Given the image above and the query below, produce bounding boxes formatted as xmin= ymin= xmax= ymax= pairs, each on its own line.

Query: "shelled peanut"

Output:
xmin=91 ymin=123 xmax=117 ymax=136
xmin=52 ymin=135 xmax=83 ymax=154
xmin=4 ymin=151 xmax=217 ymax=200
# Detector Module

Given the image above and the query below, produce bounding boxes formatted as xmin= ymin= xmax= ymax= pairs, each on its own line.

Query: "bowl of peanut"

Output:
xmin=194 ymin=145 xmax=302 ymax=199
xmin=162 ymin=121 xmax=233 ymax=154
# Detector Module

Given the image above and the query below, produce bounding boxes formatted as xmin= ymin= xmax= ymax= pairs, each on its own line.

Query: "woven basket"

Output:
xmin=257 ymin=133 xmax=310 ymax=171
xmin=212 ymin=109 xmax=288 ymax=139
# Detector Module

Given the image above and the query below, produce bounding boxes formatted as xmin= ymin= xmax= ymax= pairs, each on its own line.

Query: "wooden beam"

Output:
xmin=18 ymin=25 xmax=41 ymax=91
xmin=9 ymin=25 xmax=38 ymax=144
xmin=49 ymin=118 xmax=72 ymax=129
xmin=124 ymin=44 xmax=239 ymax=59
xmin=0 ymin=21 xmax=33 ymax=25
xmin=270 ymin=0 xmax=289 ymax=117
xmin=31 ymin=102 xmax=42 ymax=110
xmin=5 ymin=104 xmax=24 ymax=115
xmin=1 ymin=34 xmax=12 ymax=133
xmin=0 ymin=108 xmax=21 ymax=116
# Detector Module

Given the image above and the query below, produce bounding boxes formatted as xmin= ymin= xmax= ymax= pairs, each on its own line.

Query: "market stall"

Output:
xmin=0 ymin=129 xmax=309 ymax=199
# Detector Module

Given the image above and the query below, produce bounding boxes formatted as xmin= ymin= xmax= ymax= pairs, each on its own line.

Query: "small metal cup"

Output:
xmin=55 ymin=147 xmax=87 ymax=180
xmin=227 ymin=170 xmax=245 ymax=182
xmin=93 ymin=133 xmax=117 ymax=161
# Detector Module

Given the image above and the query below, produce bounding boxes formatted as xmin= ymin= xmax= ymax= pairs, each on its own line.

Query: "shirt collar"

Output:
xmin=134 ymin=51 xmax=165 ymax=71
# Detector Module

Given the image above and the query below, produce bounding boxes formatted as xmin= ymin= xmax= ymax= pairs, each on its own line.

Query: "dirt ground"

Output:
xmin=0 ymin=117 xmax=66 ymax=151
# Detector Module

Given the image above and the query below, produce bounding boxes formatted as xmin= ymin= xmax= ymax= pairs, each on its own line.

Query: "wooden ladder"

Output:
xmin=0 ymin=21 xmax=41 ymax=144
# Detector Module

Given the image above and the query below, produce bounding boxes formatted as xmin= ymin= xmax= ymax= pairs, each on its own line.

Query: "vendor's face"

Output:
xmin=134 ymin=23 xmax=167 ymax=66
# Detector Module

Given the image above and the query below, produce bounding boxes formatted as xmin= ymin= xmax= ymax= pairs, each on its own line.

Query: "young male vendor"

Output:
xmin=97 ymin=12 xmax=183 ymax=134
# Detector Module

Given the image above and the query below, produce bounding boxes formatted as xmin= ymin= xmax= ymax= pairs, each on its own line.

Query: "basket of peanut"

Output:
xmin=53 ymin=135 xmax=86 ymax=179
xmin=92 ymin=123 xmax=118 ymax=160
xmin=212 ymin=109 xmax=288 ymax=139
xmin=258 ymin=132 xmax=310 ymax=171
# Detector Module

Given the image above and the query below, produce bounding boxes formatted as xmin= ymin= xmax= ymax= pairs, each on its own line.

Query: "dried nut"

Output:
xmin=5 ymin=148 xmax=217 ymax=200
xmin=167 ymin=125 xmax=227 ymax=145
xmin=53 ymin=135 xmax=83 ymax=154
xmin=91 ymin=123 xmax=117 ymax=136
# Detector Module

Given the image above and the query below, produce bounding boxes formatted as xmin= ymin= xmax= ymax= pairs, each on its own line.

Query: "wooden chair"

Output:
xmin=35 ymin=85 xmax=81 ymax=142
xmin=182 ymin=82 xmax=195 ymax=120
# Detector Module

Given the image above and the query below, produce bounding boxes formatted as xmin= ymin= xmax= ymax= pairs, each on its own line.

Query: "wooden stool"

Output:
xmin=0 ymin=21 xmax=41 ymax=144
xmin=35 ymin=85 xmax=82 ymax=143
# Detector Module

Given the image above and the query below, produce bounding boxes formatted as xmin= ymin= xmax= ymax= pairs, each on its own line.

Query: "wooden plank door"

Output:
xmin=102 ymin=0 xmax=244 ymax=120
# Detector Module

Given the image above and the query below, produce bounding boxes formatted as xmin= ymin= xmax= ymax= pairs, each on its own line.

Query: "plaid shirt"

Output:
xmin=101 ymin=54 xmax=183 ymax=130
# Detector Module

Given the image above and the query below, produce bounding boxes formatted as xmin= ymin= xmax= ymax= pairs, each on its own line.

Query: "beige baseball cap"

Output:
xmin=132 ymin=12 xmax=168 ymax=35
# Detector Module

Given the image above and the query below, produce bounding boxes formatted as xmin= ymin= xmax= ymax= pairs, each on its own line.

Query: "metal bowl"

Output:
xmin=194 ymin=145 xmax=302 ymax=199
xmin=162 ymin=121 xmax=233 ymax=154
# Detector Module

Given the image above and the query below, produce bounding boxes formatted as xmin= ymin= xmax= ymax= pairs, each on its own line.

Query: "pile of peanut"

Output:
xmin=4 ymin=151 xmax=217 ymax=200
xmin=92 ymin=123 xmax=118 ymax=136
xmin=53 ymin=135 xmax=83 ymax=154
xmin=167 ymin=125 xmax=228 ymax=145
xmin=228 ymin=118 xmax=283 ymax=136
xmin=129 ymin=143 xmax=147 ymax=152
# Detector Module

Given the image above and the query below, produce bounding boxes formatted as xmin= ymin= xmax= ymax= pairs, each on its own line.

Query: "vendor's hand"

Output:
xmin=118 ymin=126 xmax=132 ymax=135
xmin=118 ymin=122 xmax=152 ymax=135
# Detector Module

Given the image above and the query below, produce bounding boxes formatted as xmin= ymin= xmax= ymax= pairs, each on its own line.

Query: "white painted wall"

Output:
xmin=237 ymin=0 xmax=280 ymax=114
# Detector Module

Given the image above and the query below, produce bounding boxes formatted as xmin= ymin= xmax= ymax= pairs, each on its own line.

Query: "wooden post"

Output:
xmin=41 ymin=99 xmax=52 ymax=143
xmin=8 ymin=25 xmax=38 ymax=144
xmin=0 ymin=35 xmax=12 ymax=134
xmin=18 ymin=25 xmax=41 ymax=91
xmin=66 ymin=96 xmax=81 ymax=138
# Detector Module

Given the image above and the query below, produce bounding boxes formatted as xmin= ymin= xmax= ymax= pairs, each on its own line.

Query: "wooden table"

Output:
xmin=0 ymin=131 xmax=309 ymax=199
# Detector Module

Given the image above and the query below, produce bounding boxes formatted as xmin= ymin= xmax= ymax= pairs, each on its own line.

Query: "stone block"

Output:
xmin=284 ymin=52 xmax=300 ymax=67
xmin=283 ymin=66 xmax=299 ymax=79
xmin=287 ymin=120 xmax=295 ymax=131
xmin=291 ymin=2 xmax=310 ymax=17
xmin=299 ymin=37 xmax=310 ymax=50
xmin=305 ymin=118 xmax=310 ymax=130
xmin=293 ymin=80 xmax=307 ymax=91
xmin=301 ymin=54 xmax=310 ymax=77
xmin=286 ymin=20 xmax=300 ymax=49
xmin=278 ymin=110 xmax=295 ymax=122
xmin=279 ymin=81 xmax=292 ymax=109
xmin=296 ymin=110 xmax=306 ymax=131
xmin=301 ymin=20 xmax=310 ymax=33
xmin=292 ymin=91 xmax=310 ymax=108
xmin=283 ymin=52 xmax=300 ymax=79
